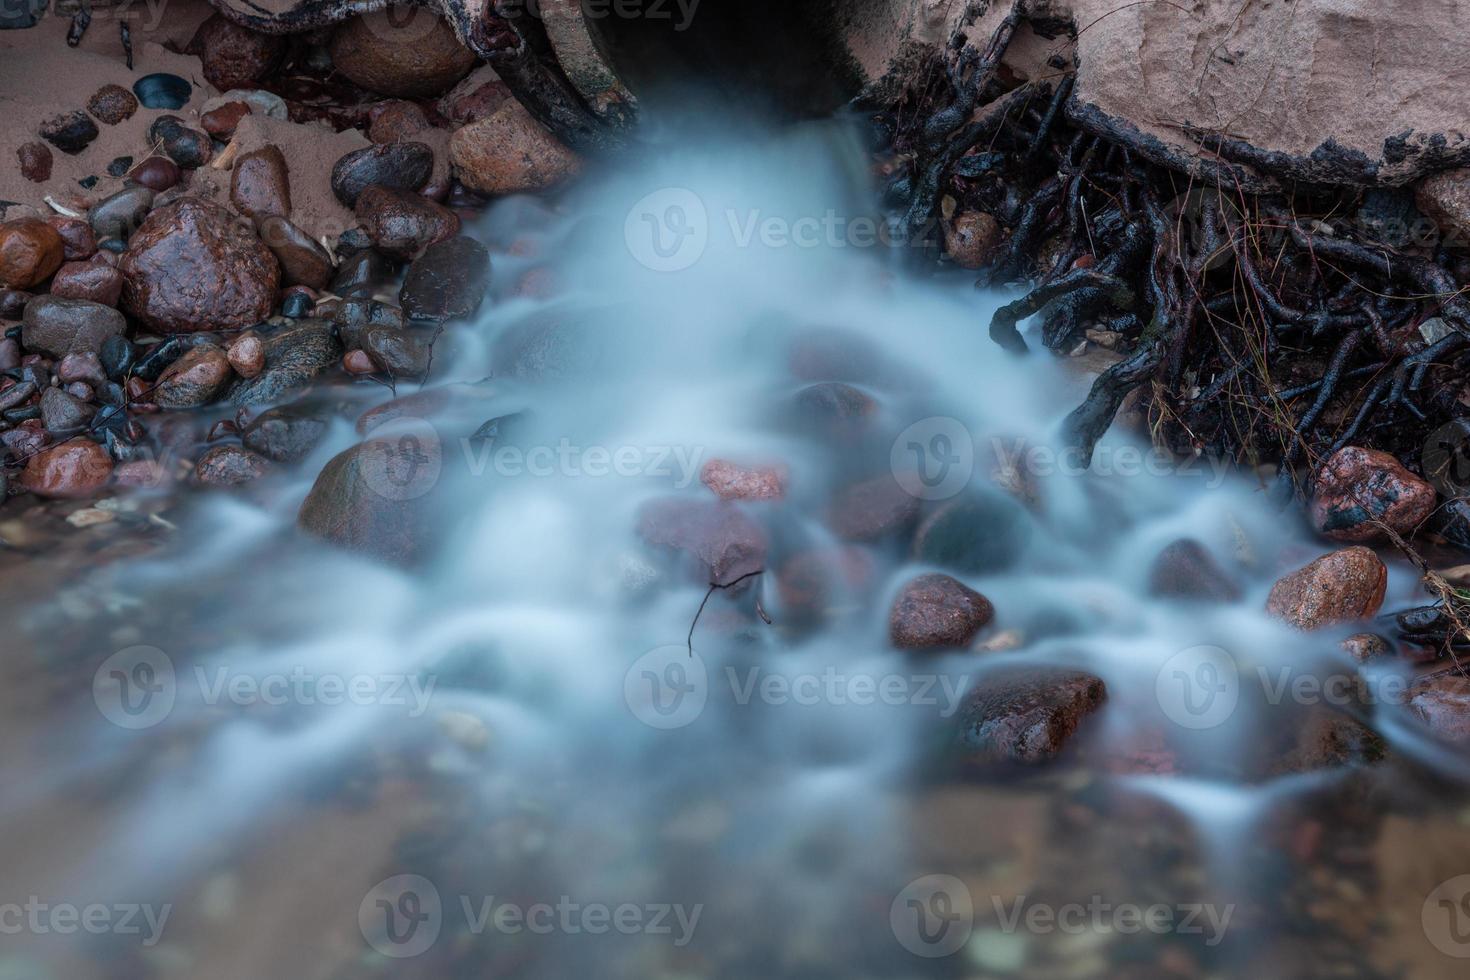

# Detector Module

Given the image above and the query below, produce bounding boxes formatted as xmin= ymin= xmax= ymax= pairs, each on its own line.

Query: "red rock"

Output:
xmin=18 ymin=437 xmax=112 ymax=498
xmin=343 ymin=349 xmax=376 ymax=374
xmin=1265 ymin=546 xmax=1388 ymax=630
xmin=439 ymin=79 xmax=513 ymax=125
xmin=230 ymin=144 xmax=292 ymax=221
xmin=1 ymin=419 xmax=49 ymax=459
xmin=946 ymin=211 xmax=1002 ymax=270
xmin=194 ymin=445 xmax=269 ymax=486
xmin=152 ymin=346 xmax=233 ymax=408
xmin=297 ymin=436 xmax=444 ymax=565
xmin=955 ymin=668 xmax=1108 ymax=766
xmin=328 ymin=11 xmax=476 ymax=98
xmin=448 ymin=101 xmax=582 ymax=195
xmin=368 ymin=100 xmax=434 ymax=143
xmin=889 ymin=572 xmax=995 ymax=650
xmin=49 ymin=262 xmax=124 ymax=307
xmin=0 ymin=218 xmax=65 ymax=289
xmin=17 ymin=142 xmax=52 ymax=183
xmin=1147 ymin=538 xmax=1241 ymax=602
xmin=1309 ymin=445 xmax=1436 ymax=542
xmin=119 ymin=199 xmax=279 ymax=333
xmin=57 ymin=351 xmax=106 ymax=386
xmin=256 ymin=216 xmax=334 ymax=290
xmin=200 ymin=101 xmax=251 ymax=140
xmin=636 ymin=497 xmax=768 ymax=587
xmin=1407 ymin=675 xmax=1470 ymax=743
xmin=186 ymin=14 xmax=287 ymax=92
xmin=86 ymin=84 xmax=138 ymax=125
xmin=113 ymin=459 xmax=170 ymax=489
xmin=126 ymin=156 xmax=182 ymax=193
xmin=355 ymin=185 xmax=460 ymax=259
xmin=827 ymin=474 xmax=921 ymax=541
xmin=227 ymin=332 xmax=265 ymax=378
xmin=46 ymin=216 xmax=96 ymax=261
xmin=700 ymin=458 xmax=786 ymax=501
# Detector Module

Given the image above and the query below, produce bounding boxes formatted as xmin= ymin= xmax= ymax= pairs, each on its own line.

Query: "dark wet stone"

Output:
xmin=18 ymin=436 xmax=112 ymax=498
xmin=0 ymin=217 xmax=64 ymax=289
xmin=792 ymin=381 xmax=876 ymax=436
xmin=1309 ymin=445 xmax=1436 ymax=543
xmin=98 ymin=238 xmax=126 ymax=254
xmin=153 ymin=345 xmax=232 ymax=408
xmin=912 ymin=489 xmax=1031 ymax=574
xmin=89 ymin=186 xmax=156 ymax=240
xmin=329 ymin=142 xmax=434 ymax=207
xmin=282 ymin=292 xmax=311 ymax=318
xmin=78 ymin=175 xmax=99 ymax=190
xmin=1147 ymin=538 xmax=1242 ymax=602
xmin=226 ymin=320 xmax=342 ymax=405
xmin=355 ymin=184 xmax=459 ymax=259
xmin=330 ymin=248 xmax=396 ymax=298
xmin=361 ymin=325 xmax=430 ymax=377
xmin=131 ymin=337 xmax=185 ymax=383
xmin=0 ymin=289 xmax=30 ymax=319
xmin=105 ymin=156 xmax=134 ymax=178
xmin=125 ymin=156 xmax=181 ymax=193
xmin=21 ymin=296 xmax=126 ymax=357
xmin=46 ymin=216 xmax=96 ymax=261
xmin=230 ymin=144 xmax=290 ymax=219
xmin=160 ymin=127 xmax=213 ymax=170
xmin=889 ymin=572 xmax=994 ymax=650
xmin=186 ymin=14 xmax=287 ymax=92
xmin=39 ymin=386 xmax=95 ymax=437
xmin=828 ymin=474 xmax=921 ymax=541
xmin=257 ymin=215 xmax=333 ymax=289
xmin=242 ymin=405 xmax=328 ymax=462
xmin=954 ymin=668 xmax=1108 ymax=767
xmin=0 ymin=380 xmax=38 ymax=412
xmin=39 ymin=110 xmax=98 ymax=154
xmin=99 ymin=334 xmax=136 ymax=381
xmin=132 ymin=73 xmax=192 ymax=110
xmin=333 ymin=297 xmax=406 ymax=350
xmin=399 ymin=236 xmax=490 ymax=322
xmin=297 ymin=435 xmax=443 ymax=565
xmin=637 ymin=497 xmax=768 ymax=587
xmin=195 ymin=444 xmax=270 ymax=486
xmin=491 ymin=314 xmax=604 ymax=382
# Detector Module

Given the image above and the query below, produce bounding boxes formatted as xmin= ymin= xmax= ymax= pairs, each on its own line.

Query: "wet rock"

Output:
xmin=700 ymin=458 xmax=786 ymax=501
xmin=775 ymin=547 xmax=875 ymax=624
xmin=99 ymin=335 xmax=135 ymax=381
xmin=0 ymin=288 xmax=29 ymax=318
xmin=328 ymin=11 xmax=476 ymax=98
xmin=39 ymin=110 xmax=98 ymax=155
xmin=194 ymin=444 xmax=269 ymax=486
xmin=120 ymin=199 xmax=279 ymax=333
xmin=491 ymin=314 xmax=603 ymax=382
xmin=21 ymin=296 xmax=126 ymax=357
xmin=106 ymin=155 xmax=135 ymax=178
xmin=954 ymin=667 xmax=1108 ymax=766
xmin=186 ymin=14 xmax=287 ymax=92
xmin=828 ymin=474 xmax=921 ymax=541
xmin=297 ymin=434 xmax=443 ymax=564
xmin=368 ymin=100 xmax=434 ymax=143
xmin=124 ymin=157 xmax=180 ymax=193
xmin=0 ymin=379 xmax=37 ymax=412
xmin=57 ymin=351 xmax=106 ymax=386
xmin=47 ymin=216 xmax=96 ymax=261
xmin=256 ymin=215 xmax=334 ymax=290
xmin=889 ymin=572 xmax=995 ymax=650
xmin=89 ymin=186 xmax=156 ymax=239
xmin=331 ymin=248 xmax=396 ymax=298
xmin=333 ymin=296 xmax=405 ymax=348
xmin=1309 ymin=445 xmax=1436 ymax=542
xmin=329 ymin=142 xmax=434 ymax=207
xmin=39 ymin=386 xmax=94 ymax=437
xmin=153 ymin=345 xmax=232 ymax=408
xmin=912 ymin=490 xmax=1031 ymax=573
xmin=0 ymin=337 xmax=21 ymax=369
xmin=792 ymin=381 xmax=876 ymax=436
xmin=230 ymin=145 xmax=291 ymax=220
xmin=131 ymin=72 xmax=192 ymax=111
xmin=19 ymin=437 xmax=112 ymax=498
xmin=637 ymin=497 xmax=768 ymax=586
xmin=201 ymin=100 xmax=252 ymax=140
xmin=158 ymin=125 xmax=213 ymax=170
xmin=0 ymin=218 xmax=64 ymax=288
xmin=1341 ymin=632 xmax=1392 ymax=663
xmin=946 ymin=211 xmax=1002 ymax=269
xmin=17 ymin=141 xmax=52 ymax=182
xmin=86 ymin=84 xmax=138 ymax=125
xmin=355 ymin=185 xmax=459 ymax=259
xmin=49 ymin=262 xmax=124 ymax=307
xmin=1266 ymin=546 xmax=1388 ymax=630
xmin=449 ymin=102 xmax=582 ymax=195
xmin=439 ymin=77 xmax=513 ymax=125
xmin=343 ymin=349 xmax=375 ymax=374
xmin=1407 ymin=675 xmax=1470 ymax=743
xmin=226 ymin=320 xmax=342 ymax=405
xmin=1 ymin=418 xmax=47 ymax=459
xmin=113 ymin=459 xmax=170 ymax=488
xmin=281 ymin=289 xmax=312 ymax=319
xmin=361 ymin=325 xmax=431 ymax=377
xmin=242 ymin=405 xmax=328 ymax=462
xmin=399 ymin=236 xmax=490 ymax=322
xmin=1147 ymin=538 xmax=1242 ymax=602
xmin=787 ymin=328 xmax=892 ymax=385
xmin=1267 ymin=707 xmax=1388 ymax=775
xmin=226 ymin=332 xmax=264 ymax=378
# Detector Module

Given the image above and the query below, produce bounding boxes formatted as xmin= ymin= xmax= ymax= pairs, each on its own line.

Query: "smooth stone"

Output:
xmin=153 ymin=345 xmax=232 ymax=408
xmin=38 ymin=386 xmax=94 ymax=437
xmin=225 ymin=320 xmax=342 ymax=405
xmin=21 ymin=296 xmax=126 ymax=357
xmin=89 ymin=186 xmax=156 ymax=240
xmin=194 ymin=444 xmax=270 ymax=486
xmin=242 ymin=405 xmax=328 ymax=462
xmin=329 ymin=142 xmax=434 ymax=207
xmin=399 ymin=236 xmax=490 ymax=322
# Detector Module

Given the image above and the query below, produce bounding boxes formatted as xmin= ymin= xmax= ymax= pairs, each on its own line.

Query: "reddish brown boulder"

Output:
xmin=86 ymin=84 xmax=138 ymax=125
xmin=1266 ymin=546 xmax=1388 ymax=630
xmin=1147 ymin=538 xmax=1242 ymax=602
xmin=119 ymin=199 xmax=279 ymax=333
xmin=46 ymin=216 xmax=96 ymax=261
xmin=0 ymin=218 xmax=65 ymax=289
xmin=636 ymin=497 xmax=768 ymax=587
xmin=126 ymin=157 xmax=182 ymax=193
xmin=201 ymin=101 xmax=251 ymax=140
xmin=355 ymin=185 xmax=459 ymax=259
xmin=439 ymin=78 xmax=513 ymax=125
xmin=186 ymin=14 xmax=287 ymax=92
xmin=700 ymin=459 xmax=787 ymax=501
xmin=889 ymin=572 xmax=995 ymax=650
xmin=368 ymin=101 xmax=434 ymax=143
xmin=945 ymin=211 xmax=1002 ymax=270
xmin=955 ymin=668 xmax=1108 ymax=766
xmin=1309 ymin=446 xmax=1436 ymax=542
xmin=153 ymin=346 xmax=233 ymax=408
xmin=256 ymin=216 xmax=334 ymax=289
xmin=230 ymin=145 xmax=292 ymax=220
xmin=1407 ymin=675 xmax=1470 ymax=743
xmin=19 ymin=437 xmax=112 ymax=498
xmin=49 ymin=262 xmax=124 ymax=307
xmin=227 ymin=332 xmax=265 ymax=378
xmin=449 ymin=102 xmax=582 ymax=195
xmin=297 ymin=435 xmax=444 ymax=565
xmin=195 ymin=445 xmax=270 ymax=486
xmin=17 ymin=142 xmax=52 ymax=183
xmin=328 ymin=11 xmax=476 ymax=98
xmin=827 ymin=473 xmax=921 ymax=541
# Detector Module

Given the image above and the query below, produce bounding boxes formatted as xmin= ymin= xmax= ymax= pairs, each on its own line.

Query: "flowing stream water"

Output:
xmin=3 ymin=118 xmax=1470 ymax=980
